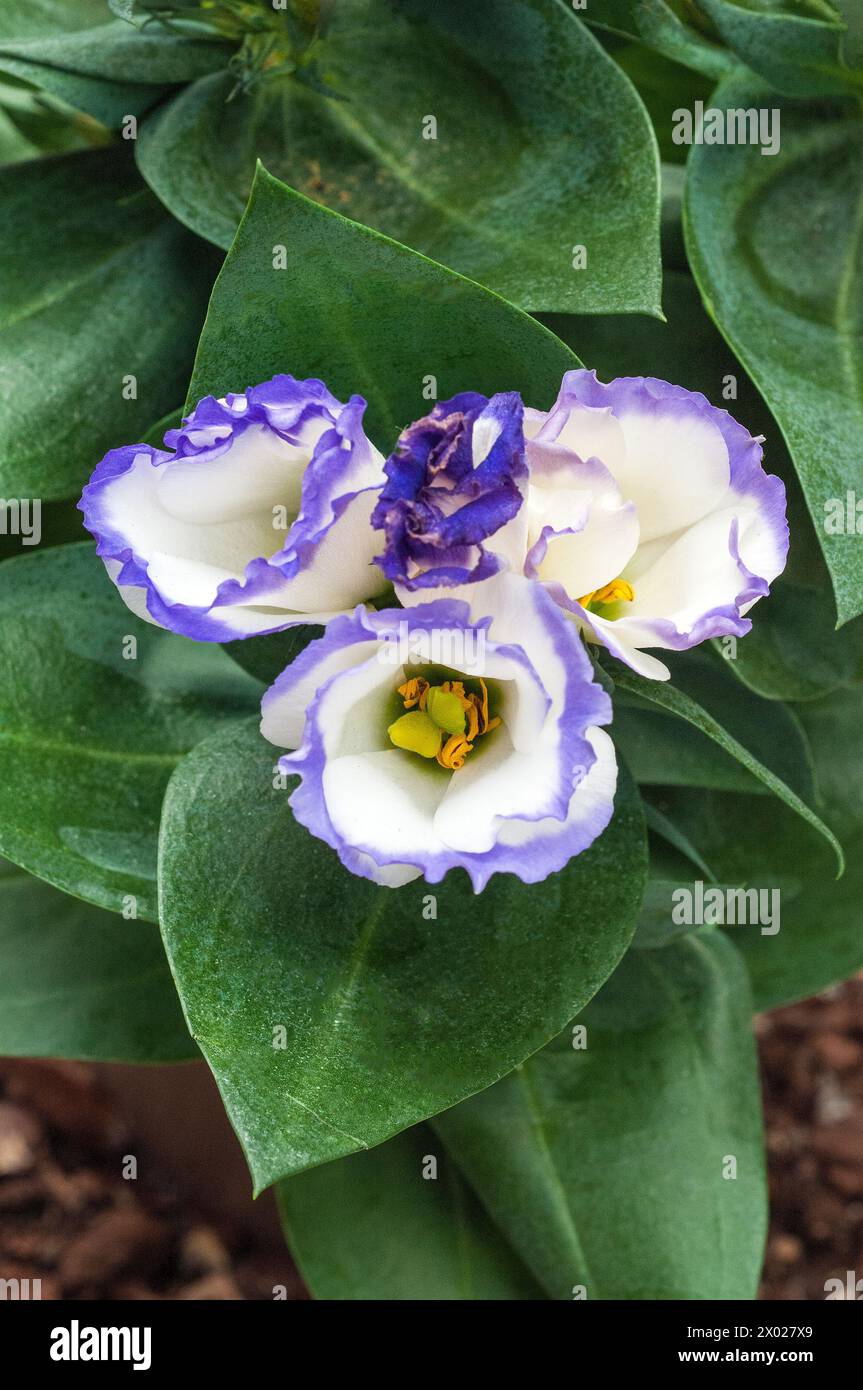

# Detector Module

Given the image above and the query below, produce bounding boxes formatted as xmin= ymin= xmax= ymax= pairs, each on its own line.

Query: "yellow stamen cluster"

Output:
xmin=390 ymin=676 xmax=501 ymax=770
xmin=577 ymin=577 xmax=635 ymax=610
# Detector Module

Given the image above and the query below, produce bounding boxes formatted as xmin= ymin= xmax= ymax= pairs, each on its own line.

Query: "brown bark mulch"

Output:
xmin=0 ymin=1058 xmax=304 ymax=1301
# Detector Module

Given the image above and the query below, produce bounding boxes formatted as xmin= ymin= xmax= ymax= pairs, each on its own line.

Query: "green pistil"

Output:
xmin=387 ymin=710 xmax=442 ymax=759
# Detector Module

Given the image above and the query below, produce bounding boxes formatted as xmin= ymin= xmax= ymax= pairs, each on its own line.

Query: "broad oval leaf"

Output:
xmin=278 ymin=1125 xmax=543 ymax=1300
xmin=434 ymin=932 xmax=767 ymax=1299
xmin=137 ymin=0 xmax=661 ymax=314
xmin=158 ymin=720 xmax=647 ymax=1191
xmin=0 ymin=857 xmax=195 ymax=1062
xmin=0 ymin=544 xmax=262 ymax=920
xmin=0 ymin=145 xmax=220 ymax=500
xmin=684 ymin=79 xmax=863 ymax=626
xmin=186 ymin=162 xmax=585 ymax=451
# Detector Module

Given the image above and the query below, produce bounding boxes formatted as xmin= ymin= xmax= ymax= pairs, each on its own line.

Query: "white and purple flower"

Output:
xmin=79 ymin=374 xmax=389 ymax=642
xmin=377 ymin=371 xmax=789 ymax=681
xmin=260 ymin=575 xmax=616 ymax=890
xmin=371 ymin=390 xmax=527 ymax=592
xmin=518 ymin=371 xmax=789 ymax=679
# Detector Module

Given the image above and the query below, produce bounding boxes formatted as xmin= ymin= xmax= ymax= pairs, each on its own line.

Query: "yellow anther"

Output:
xmin=477 ymin=677 xmax=500 ymax=734
xmin=397 ymin=676 xmax=429 ymax=710
xmin=436 ymin=734 xmax=473 ymax=771
xmin=465 ymin=700 xmax=479 ymax=741
xmin=578 ymin=578 xmax=635 ymax=609
xmin=393 ymin=675 xmax=500 ymax=770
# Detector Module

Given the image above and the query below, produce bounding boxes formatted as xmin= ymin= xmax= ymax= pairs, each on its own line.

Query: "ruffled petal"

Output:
xmin=372 ymin=391 xmax=527 ymax=590
xmin=79 ymin=376 xmax=387 ymax=641
xmin=261 ymin=587 xmax=614 ymax=891
xmin=524 ymin=371 xmax=788 ymax=678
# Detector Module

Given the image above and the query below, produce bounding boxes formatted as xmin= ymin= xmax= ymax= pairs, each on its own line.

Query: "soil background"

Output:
xmin=1 ymin=976 xmax=862 ymax=1301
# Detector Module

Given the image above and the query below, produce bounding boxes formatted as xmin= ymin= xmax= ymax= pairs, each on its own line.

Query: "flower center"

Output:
xmin=132 ymin=2 xmax=330 ymax=95
xmin=387 ymin=676 xmax=501 ymax=771
xmin=577 ymin=577 xmax=635 ymax=612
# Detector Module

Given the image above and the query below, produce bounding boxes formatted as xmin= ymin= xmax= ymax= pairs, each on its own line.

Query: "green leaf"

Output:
xmin=606 ymin=35 xmax=717 ymax=165
xmin=714 ymin=582 xmax=863 ymax=701
xmin=612 ymin=700 xmax=802 ymax=793
xmin=278 ymin=1125 xmax=542 ymax=1300
xmin=649 ymin=792 xmax=862 ymax=1010
xmin=0 ymin=56 xmax=159 ymax=127
xmin=0 ymin=102 xmax=36 ymax=164
xmin=586 ymin=0 xmax=738 ymax=80
xmin=643 ymin=800 xmax=719 ymax=881
xmin=0 ymin=20 xmax=231 ymax=86
xmin=0 ymin=497 xmax=89 ymax=564
xmin=0 ymin=3 xmax=174 ymax=125
xmin=137 ymin=0 xmax=661 ymax=314
xmin=645 ymin=682 xmax=863 ymax=1009
xmin=800 ymin=685 xmax=863 ymax=825
xmin=158 ymin=720 xmax=647 ymax=1191
xmin=607 ymin=653 xmax=843 ymax=869
xmin=0 ymin=857 xmax=195 ymax=1062
xmin=187 ymin=162 xmax=584 ymax=450
xmin=631 ymin=877 xmax=718 ymax=949
xmin=731 ymin=685 xmax=863 ymax=1006
xmin=0 ymin=145 xmax=219 ymax=501
xmin=610 ymin=648 xmax=817 ymax=799
xmin=434 ymin=932 xmax=767 ymax=1299
xmin=0 ymin=1 xmax=118 ymax=40
xmin=0 ymin=544 xmax=261 ymax=920
xmin=684 ymin=77 xmax=863 ymax=625
xmin=697 ymin=0 xmax=861 ymax=97
xmin=221 ymin=625 xmax=323 ymax=687
xmin=0 ymin=82 xmax=107 ymax=162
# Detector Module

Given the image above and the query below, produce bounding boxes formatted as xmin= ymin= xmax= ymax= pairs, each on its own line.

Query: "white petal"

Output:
xmin=261 ymin=642 xmax=381 ymax=751
xmin=100 ymin=450 xmax=278 ymax=606
xmin=625 ymin=505 xmax=744 ymax=630
xmin=547 ymin=403 xmax=628 ymax=475
xmin=612 ymin=406 xmax=730 ymax=543
xmin=583 ymin=613 xmax=673 ymax=681
xmin=433 ymin=725 xmax=569 ymax=854
xmin=270 ymin=490 xmax=388 ymax=612
xmin=155 ymin=421 xmax=322 ymax=524
xmin=323 ymin=748 xmax=450 ymax=863
xmin=471 ymin=399 xmax=503 ymax=466
xmin=494 ymin=726 xmax=619 ymax=849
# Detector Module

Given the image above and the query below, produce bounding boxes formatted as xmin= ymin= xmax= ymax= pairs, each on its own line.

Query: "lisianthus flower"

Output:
xmin=517 ymin=371 xmax=789 ymax=679
xmin=379 ymin=372 xmax=788 ymax=681
xmin=370 ymin=390 xmax=527 ymax=591
xmin=260 ymin=575 xmax=616 ymax=890
xmin=79 ymin=375 xmax=388 ymax=641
